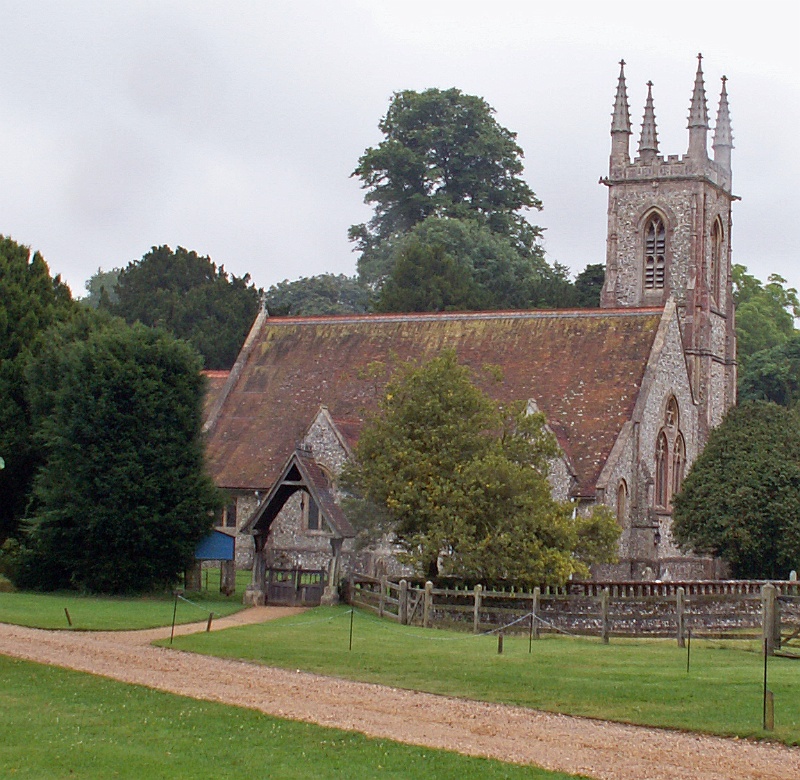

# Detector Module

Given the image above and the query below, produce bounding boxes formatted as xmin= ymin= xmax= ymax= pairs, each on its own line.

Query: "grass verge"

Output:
xmin=0 ymin=589 xmax=244 ymax=630
xmin=164 ymin=605 xmax=800 ymax=745
xmin=0 ymin=655 xmax=584 ymax=779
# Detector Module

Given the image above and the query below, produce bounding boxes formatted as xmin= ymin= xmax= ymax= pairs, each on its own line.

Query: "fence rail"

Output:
xmin=348 ymin=575 xmax=800 ymax=653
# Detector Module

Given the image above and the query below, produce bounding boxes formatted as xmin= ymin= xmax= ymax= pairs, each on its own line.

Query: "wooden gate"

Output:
xmin=266 ymin=568 xmax=326 ymax=606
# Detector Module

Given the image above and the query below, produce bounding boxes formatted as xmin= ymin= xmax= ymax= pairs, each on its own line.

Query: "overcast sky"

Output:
xmin=1 ymin=1 xmax=797 ymax=299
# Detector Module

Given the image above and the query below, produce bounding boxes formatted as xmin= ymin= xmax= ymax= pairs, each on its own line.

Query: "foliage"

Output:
xmin=732 ymin=264 xmax=799 ymax=368
xmin=672 ymin=401 xmax=800 ymax=579
xmin=2 ymin=658 xmax=575 ymax=780
xmin=373 ymin=217 xmax=578 ymax=312
xmin=264 ymin=273 xmax=371 ymax=316
xmin=350 ymin=88 xmax=542 ymax=259
xmin=172 ymin=606 xmax=800 ymax=745
xmin=738 ymin=332 xmax=800 ymax=406
xmin=574 ymin=263 xmax=605 ymax=308
xmin=342 ymin=351 xmax=618 ymax=582
xmin=81 ymin=267 xmax=121 ymax=308
xmin=16 ymin=315 xmax=219 ymax=593
xmin=110 ymin=245 xmax=261 ymax=369
xmin=0 ymin=236 xmax=76 ymax=542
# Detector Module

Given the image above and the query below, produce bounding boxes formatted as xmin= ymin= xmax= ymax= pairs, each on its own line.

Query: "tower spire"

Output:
xmin=713 ymin=75 xmax=733 ymax=171
xmin=687 ymin=53 xmax=709 ymax=159
xmin=638 ymin=80 xmax=659 ymax=162
xmin=610 ymin=59 xmax=632 ymax=164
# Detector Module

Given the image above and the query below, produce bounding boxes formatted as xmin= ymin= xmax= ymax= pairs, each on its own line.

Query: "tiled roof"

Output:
xmin=205 ymin=308 xmax=663 ymax=495
xmin=202 ymin=370 xmax=230 ymax=416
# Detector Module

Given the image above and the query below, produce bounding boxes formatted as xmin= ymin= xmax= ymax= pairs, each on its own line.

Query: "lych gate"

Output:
xmin=240 ymin=445 xmax=354 ymax=606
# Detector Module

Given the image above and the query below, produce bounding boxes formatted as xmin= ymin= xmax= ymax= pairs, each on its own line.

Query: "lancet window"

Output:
xmin=654 ymin=396 xmax=685 ymax=510
xmin=710 ymin=218 xmax=723 ymax=303
xmin=644 ymin=213 xmax=666 ymax=289
xmin=616 ymin=480 xmax=628 ymax=524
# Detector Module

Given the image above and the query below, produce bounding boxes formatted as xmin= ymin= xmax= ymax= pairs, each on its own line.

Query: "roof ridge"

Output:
xmin=265 ymin=307 xmax=665 ymax=326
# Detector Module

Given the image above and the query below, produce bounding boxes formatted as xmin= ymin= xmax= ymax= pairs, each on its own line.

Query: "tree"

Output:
xmin=110 ymin=245 xmax=261 ymax=370
xmin=373 ymin=216 xmax=577 ymax=312
xmin=82 ymin=267 xmax=121 ymax=308
xmin=574 ymin=263 xmax=605 ymax=308
xmin=739 ymin=333 xmax=800 ymax=407
xmin=16 ymin=315 xmax=219 ymax=593
xmin=672 ymin=401 xmax=800 ymax=579
xmin=0 ymin=236 xmax=76 ymax=542
xmin=732 ymin=265 xmax=800 ymax=368
xmin=350 ymin=88 xmax=544 ymax=283
xmin=375 ymin=240 xmax=486 ymax=313
xmin=264 ymin=274 xmax=371 ymax=316
xmin=342 ymin=351 xmax=618 ymax=583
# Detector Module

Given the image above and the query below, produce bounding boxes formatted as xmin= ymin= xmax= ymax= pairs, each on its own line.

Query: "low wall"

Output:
xmin=348 ymin=575 xmax=800 ymax=652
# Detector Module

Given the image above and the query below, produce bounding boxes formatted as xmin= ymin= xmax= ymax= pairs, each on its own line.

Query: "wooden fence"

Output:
xmin=347 ymin=575 xmax=800 ymax=653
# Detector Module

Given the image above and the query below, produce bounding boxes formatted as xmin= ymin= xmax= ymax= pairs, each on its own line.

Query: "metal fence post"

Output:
xmin=532 ymin=586 xmax=540 ymax=640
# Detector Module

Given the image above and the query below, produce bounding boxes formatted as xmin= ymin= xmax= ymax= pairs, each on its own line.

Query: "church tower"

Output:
xmin=600 ymin=56 xmax=737 ymax=442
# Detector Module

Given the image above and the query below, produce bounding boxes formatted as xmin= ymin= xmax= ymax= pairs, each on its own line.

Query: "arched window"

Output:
xmin=616 ymin=480 xmax=628 ymax=524
xmin=655 ymin=431 xmax=669 ymax=507
xmin=672 ymin=433 xmax=686 ymax=497
xmin=654 ymin=396 xmax=686 ymax=510
xmin=710 ymin=218 xmax=723 ymax=303
xmin=644 ymin=213 xmax=666 ymax=290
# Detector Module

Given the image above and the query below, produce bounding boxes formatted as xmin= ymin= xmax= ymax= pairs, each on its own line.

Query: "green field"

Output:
xmin=0 ymin=584 xmax=245 ymax=631
xmin=0 ymin=655 xmax=584 ymax=779
xmin=165 ymin=605 xmax=800 ymax=745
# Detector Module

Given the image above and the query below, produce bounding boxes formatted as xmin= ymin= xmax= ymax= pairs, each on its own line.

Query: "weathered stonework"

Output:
xmin=596 ymin=57 xmax=736 ymax=578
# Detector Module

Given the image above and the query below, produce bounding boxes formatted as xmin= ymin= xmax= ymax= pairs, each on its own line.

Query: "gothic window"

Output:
xmin=616 ymin=480 xmax=628 ymax=524
xmin=655 ymin=431 xmax=669 ymax=507
xmin=644 ymin=213 xmax=666 ymax=290
xmin=672 ymin=433 xmax=686 ymax=498
xmin=654 ymin=396 xmax=686 ymax=510
xmin=710 ymin=218 xmax=723 ymax=303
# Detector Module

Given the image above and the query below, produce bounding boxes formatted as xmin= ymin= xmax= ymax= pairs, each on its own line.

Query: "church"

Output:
xmin=204 ymin=56 xmax=736 ymax=603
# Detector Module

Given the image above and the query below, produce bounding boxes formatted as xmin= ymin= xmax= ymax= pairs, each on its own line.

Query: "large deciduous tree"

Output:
xmin=350 ymin=88 xmax=542 ymax=257
xmin=109 ymin=245 xmax=261 ymax=370
xmin=16 ymin=315 xmax=219 ymax=593
xmin=0 ymin=236 xmax=75 ymax=542
xmin=672 ymin=401 xmax=800 ymax=579
xmin=342 ymin=351 xmax=618 ymax=584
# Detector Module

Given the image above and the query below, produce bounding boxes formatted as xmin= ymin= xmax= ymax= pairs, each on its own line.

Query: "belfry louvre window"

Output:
xmin=644 ymin=214 xmax=666 ymax=289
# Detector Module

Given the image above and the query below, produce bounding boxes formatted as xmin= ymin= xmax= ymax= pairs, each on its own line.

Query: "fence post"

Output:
xmin=423 ymin=580 xmax=434 ymax=629
xmin=473 ymin=584 xmax=483 ymax=634
xmin=676 ymin=586 xmax=685 ymax=648
xmin=399 ymin=579 xmax=408 ymax=625
xmin=762 ymin=583 xmax=776 ymax=656
xmin=379 ymin=575 xmax=386 ymax=618
xmin=601 ymin=587 xmax=610 ymax=644
xmin=532 ymin=586 xmax=540 ymax=640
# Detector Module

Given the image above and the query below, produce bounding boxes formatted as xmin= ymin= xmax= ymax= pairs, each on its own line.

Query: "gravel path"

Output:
xmin=1 ymin=608 xmax=798 ymax=780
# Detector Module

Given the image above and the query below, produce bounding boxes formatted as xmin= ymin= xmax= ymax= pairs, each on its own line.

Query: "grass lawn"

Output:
xmin=165 ymin=605 xmax=800 ymax=745
xmin=0 ymin=567 xmax=256 ymax=630
xmin=0 ymin=655 xmax=584 ymax=780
